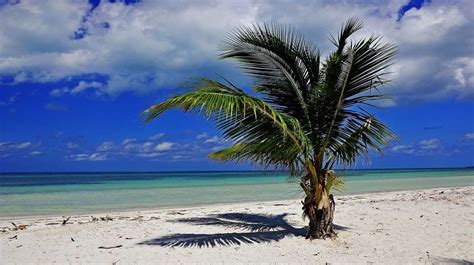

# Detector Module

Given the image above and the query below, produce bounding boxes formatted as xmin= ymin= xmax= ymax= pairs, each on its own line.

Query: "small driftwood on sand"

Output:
xmin=62 ymin=216 xmax=71 ymax=225
xmin=90 ymin=215 xmax=113 ymax=222
xmin=11 ymin=223 xmax=28 ymax=230
xmin=100 ymin=215 xmax=113 ymax=221
xmin=98 ymin=244 xmax=122 ymax=249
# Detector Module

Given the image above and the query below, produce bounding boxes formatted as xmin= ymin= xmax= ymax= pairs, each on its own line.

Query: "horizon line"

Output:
xmin=1 ymin=166 xmax=473 ymax=174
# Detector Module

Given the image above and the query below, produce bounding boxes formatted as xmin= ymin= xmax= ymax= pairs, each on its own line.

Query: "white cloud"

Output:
xmin=89 ymin=153 xmax=108 ymax=161
xmin=419 ymin=138 xmax=440 ymax=150
xmin=148 ymin=133 xmax=164 ymax=141
xmin=172 ymin=155 xmax=189 ymax=160
xmin=70 ymin=152 xmax=108 ymax=161
xmin=395 ymin=4 xmax=467 ymax=45
xmin=445 ymin=57 xmax=474 ymax=99
xmin=464 ymin=133 xmax=474 ymax=140
xmin=29 ymin=151 xmax=43 ymax=156
xmin=121 ymin=141 xmax=157 ymax=153
xmin=204 ymin=136 xmax=221 ymax=144
xmin=91 ymin=138 xmax=176 ymax=159
xmin=97 ymin=141 xmax=114 ymax=151
xmin=0 ymin=0 xmax=257 ymax=94
xmin=121 ymin=138 xmax=137 ymax=145
xmin=136 ymin=152 xmax=162 ymax=158
xmin=391 ymin=144 xmax=414 ymax=154
xmin=454 ymin=68 xmax=466 ymax=87
xmin=49 ymin=87 xmax=71 ymax=97
xmin=0 ymin=0 xmax=470 ymax=102
xmin=70 ymin=81 xmax=104 ymax=95
xmin=0 ymin=141 xmax=35 ymax=151
xmin=141 ymin=141 xmax=154 ymax=152
xmin=61 ymin=134 xmax=236 ymax=161
xmin=49 ymin=81 xmax=104 ymax=97
xmin=122 ymin=143 xmax=139 ymax=151
xmin=196 ymin=132 xmax=208 ymax=140
xmin=154 ymin=141 xmax=174 ymax=152
xmin=0 ymin=0 xmax=474 ymax=102
xmin=391 ymin=138 xmax=444 ymax=155
xmin=15 ymin=142 xmax=32 ymax=149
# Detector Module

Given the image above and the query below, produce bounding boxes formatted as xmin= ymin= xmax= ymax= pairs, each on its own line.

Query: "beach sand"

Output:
xmin=1 ymin=186 xmax=473 ymax=264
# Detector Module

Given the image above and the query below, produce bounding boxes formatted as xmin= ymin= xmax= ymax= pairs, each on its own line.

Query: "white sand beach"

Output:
xmin=1 ymin=186 xmax=473 ymax=264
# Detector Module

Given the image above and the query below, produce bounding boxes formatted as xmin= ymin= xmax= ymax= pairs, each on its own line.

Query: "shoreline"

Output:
xmin=2 ymin=184 xmax=473 ymax=221
xmin=1 ymin=186 xmax=472 ymax=264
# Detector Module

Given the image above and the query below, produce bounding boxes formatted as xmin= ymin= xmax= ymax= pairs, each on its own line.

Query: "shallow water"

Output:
xmin=1 ymin=169 xmax=473 ymax=217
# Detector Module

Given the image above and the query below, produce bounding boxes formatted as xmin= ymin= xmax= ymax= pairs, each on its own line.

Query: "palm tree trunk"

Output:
xmin=303 ymin=191 xmax=336 ymax=239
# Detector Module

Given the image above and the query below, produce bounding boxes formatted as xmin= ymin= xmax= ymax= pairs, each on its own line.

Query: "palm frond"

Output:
xmin=325 ymin=171 xmax=345 ymax=193
xmin=324 ymin=115 xmax=396 ymax=167
xmin=315 ymin=32 xmax=396 ymax=167
xmin=330 ymin=17 xmax=363 ymax=55
xmin=220 ymin=23 xmax=320 ymax=126
xmin=209 ymin=142 xmax=305 ymax=177
xmin=144 ymin=78 xmax=312 ymax=171
xmin=145 ymin=78 xmax=297 ymax=144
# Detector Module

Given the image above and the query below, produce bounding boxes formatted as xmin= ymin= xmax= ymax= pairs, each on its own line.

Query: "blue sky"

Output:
xmin=1 ymin=0 xmax=473 ymax=171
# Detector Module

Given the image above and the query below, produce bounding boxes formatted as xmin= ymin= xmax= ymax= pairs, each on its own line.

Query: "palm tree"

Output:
xmin=144 ymin=18 xmax=396 ymax=239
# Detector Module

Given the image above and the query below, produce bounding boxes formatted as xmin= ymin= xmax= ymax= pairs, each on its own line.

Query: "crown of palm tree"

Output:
xmin=144 ymin=18 xmax=397 ymax=179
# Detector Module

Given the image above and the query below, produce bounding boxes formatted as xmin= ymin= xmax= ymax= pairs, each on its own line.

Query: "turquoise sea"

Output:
xmin=1 ymin=168 xmax=473 ymax=217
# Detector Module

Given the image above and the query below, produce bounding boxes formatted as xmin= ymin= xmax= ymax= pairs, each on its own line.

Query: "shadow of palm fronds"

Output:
xmin=138 ymin=212 xmax=349 ymax=248
xmin=144 ymin=230 xmax=289 ymax=247
xmin=175 ymin=213 xmax=294 ymax=232
xmin=429 ymin=256 xmax=473 ymax=265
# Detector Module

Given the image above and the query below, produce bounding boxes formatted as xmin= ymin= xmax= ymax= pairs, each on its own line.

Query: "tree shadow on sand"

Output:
xmin=429 ymin=257 xmax=473 ymax=265
xmin=138 ymin=213 xmax=349 ymax=248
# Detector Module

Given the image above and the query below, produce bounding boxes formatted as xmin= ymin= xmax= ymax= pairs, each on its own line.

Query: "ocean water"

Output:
xmin=0 ymin=169 xmax=473 ymax=217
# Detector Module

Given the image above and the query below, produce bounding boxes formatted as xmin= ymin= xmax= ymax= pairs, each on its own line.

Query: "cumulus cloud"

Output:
xmin=0 ymin=141 xmax=34 ymax=150
xmin=70 ymin=153 xmax=108 ymax=161
xmin=148 ymin=133 xmax=164 ymax=141
xmin=172 ymin=155 xmax=189 ymax=160
xmin=391 ymin=144 xmax=415 ymax=154
xmin=49 ymin=87 xmax=71 ymax=97
xmin=97 ymin=141 xmax=115 ymax=151
xmin=419 ymin=138 xmax=441 ymax=150
xmin=196 ymin=133 xmax=208 ymax=140
xmin=204 ymin=136 xmax=221 ymax=144
xmin=0 ymin=0 xmax=471 ymax=103
xmin=136 ymin=152 xmax=162 ymax=158
xmin=1 ymin=133 xmax=230 ymax=163
xmin=391 ymin=138 xmax=443 ymax=155
xmin=201 ymin=135 xmax=228 ymax=145
xmin=50 ymin=81 xmax=104 ymax=96
xmin=121 ymin=138 xmax=137 ymax=145
xmin=0 ymin=0 xmax=254 ymax=94
xmin=445 ymin=58 xmax=474 ymax=99
xmin=79 ymin=137 xmax=177 ymax=161
xmin=15 ymin=142 xmax=32 ymax=149
xmin=464 ymin=133 xmax=474 ymax=140
xmin=70 ymin=81 xmax=104 ymax=95
xmin=141 ymin=141 xmax=154 ymax=151
xmin=154 ymin=141 xmax=174 ymax=152
xmin=121 ymin=140 xmax=162 ymax=153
